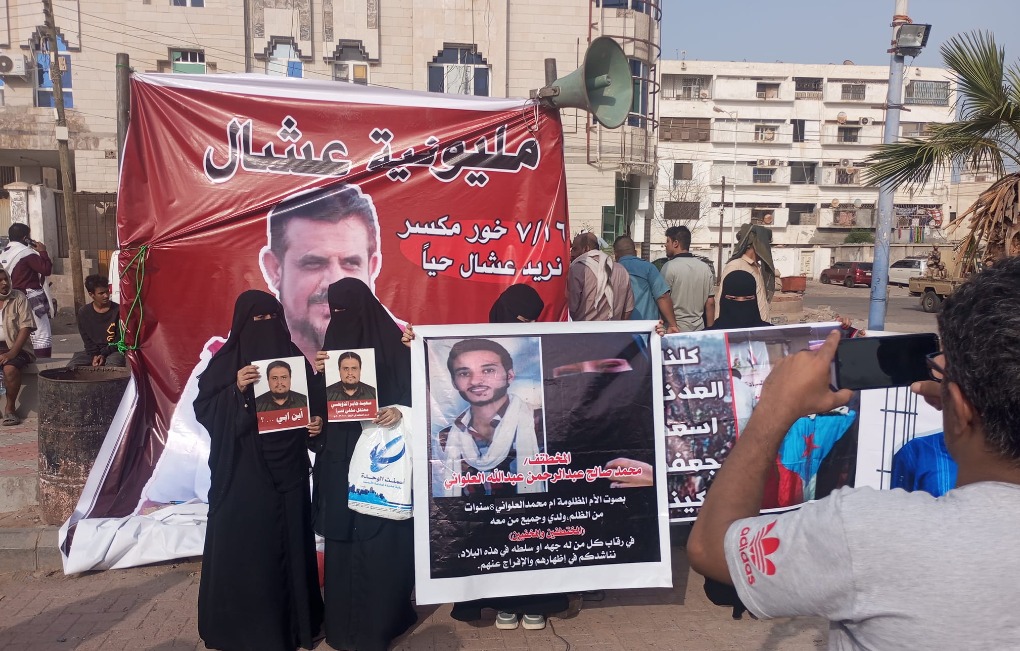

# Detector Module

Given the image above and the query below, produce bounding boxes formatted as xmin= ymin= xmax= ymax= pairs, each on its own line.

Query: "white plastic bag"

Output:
xmin=348 ymin=405 xmax=413 ymax=520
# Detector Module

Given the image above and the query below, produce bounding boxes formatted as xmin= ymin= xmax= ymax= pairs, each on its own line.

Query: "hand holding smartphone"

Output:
xmin=830 ymin=333 xmax=939 ymax=391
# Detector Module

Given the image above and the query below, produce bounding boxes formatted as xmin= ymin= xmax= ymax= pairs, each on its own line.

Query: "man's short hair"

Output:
xmin=338 ymin=351 xmax=362 ymax=367
xmin=268 ymin=185 xmax=379 ymax=259
xmin=939 ymin=256 xmax=1020 ymax=462
xmin=613 ymin=235 xmax=636 ymax=257
xmin=665 ymin=225 xmax=692 ymax=249
xmin=266 ymin=360 xmax=292 ymax=375
xmin=8 ymin=223 xmax=29 ymax=243
xmin=85 ymin=275 xmax=108 ymax=294
xmin=446 ymin=338 xmax=514 ymax=376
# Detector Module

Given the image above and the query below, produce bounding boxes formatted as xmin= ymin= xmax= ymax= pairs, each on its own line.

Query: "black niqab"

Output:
xmin=322 ymin=278 xmax=411 ymax=407
xmin=709 ymin=270 xmax=772 ymax=331
xmin=488 ymin=284 xmax=545 ymax=324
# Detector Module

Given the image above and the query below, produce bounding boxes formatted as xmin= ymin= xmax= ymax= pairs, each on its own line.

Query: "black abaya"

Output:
xmin=196 ymin=290 xmax=324 ymax=651
xmin=311 ymin=279 xmax=416 ymax=651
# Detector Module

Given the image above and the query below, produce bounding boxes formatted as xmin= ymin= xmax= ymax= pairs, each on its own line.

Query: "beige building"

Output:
xmin=0 ymin=0 xmax=661 ymax=307
xmin=655 ymin=59 xmax=958 ymax=279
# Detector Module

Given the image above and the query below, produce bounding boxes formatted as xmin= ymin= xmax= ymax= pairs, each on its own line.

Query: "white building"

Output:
xmin=0 ymin=0 xmax=660 ymax=307
xmin=655 ymin=59 xmax=957 ymax=279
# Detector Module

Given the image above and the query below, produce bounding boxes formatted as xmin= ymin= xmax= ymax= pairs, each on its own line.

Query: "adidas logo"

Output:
xmin=737 ymin=520 xmax=780 ymax=585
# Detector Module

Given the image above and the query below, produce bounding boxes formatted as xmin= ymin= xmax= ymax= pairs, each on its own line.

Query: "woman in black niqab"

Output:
xmin=709 ymin=270 xmax=772 ymax=331
xmin=311 ymin=278 xmax=416 ymax=651
xmin=195 ymin=290 xmax=324 ymax=651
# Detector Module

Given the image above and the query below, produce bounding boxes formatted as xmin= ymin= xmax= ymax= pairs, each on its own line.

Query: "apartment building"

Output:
xmin=655 ymin=59 xmax=957 ymax=277
xmin=0 ymin=0 xmax=660 ymax=305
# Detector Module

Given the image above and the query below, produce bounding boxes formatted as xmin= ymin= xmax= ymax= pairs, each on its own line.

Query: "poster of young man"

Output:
xmin=662 ymin=324 xmax=861 ymax=523
xmin=411 ymin=321 xmax=671 ymax=605
xmin=323 ymin=348 xmax=379 ymax=422
xmin=252 ymin=356 xmax=311 ymax=433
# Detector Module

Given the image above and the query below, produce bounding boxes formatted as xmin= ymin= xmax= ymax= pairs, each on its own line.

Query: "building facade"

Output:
xmin=655 ymin=59 xmax=957 ymax=278
xmin=0 ymin=0 xmax=660 ymax=307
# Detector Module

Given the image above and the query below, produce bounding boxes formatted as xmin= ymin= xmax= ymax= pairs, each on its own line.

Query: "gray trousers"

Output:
xmin=67 ymin=351 xmax=126 ymax=368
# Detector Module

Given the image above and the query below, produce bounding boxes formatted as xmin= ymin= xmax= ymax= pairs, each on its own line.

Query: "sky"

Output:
xmin=660 ymin=0 xmax=1020 ymax=67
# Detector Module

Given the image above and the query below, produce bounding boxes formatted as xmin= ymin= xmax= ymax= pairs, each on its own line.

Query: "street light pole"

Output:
xmin=714 ymin=106 xmax=739 ymax=261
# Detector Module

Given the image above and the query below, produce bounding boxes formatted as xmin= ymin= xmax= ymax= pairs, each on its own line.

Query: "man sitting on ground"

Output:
xmin=69 ymin=274 xmax=125 ymax=368
xmin=0 ymin=268 xmax=36 ymax=426
xmin=688 ymin=257 xmax=1020 ymax=648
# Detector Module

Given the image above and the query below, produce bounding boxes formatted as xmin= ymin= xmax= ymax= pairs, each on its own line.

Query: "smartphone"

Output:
xmin=831 ymin=333 xmax=939 ymax=391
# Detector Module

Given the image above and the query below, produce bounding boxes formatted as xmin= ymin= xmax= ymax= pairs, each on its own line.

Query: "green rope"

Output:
xmin=115 ymin=245 xmax=148 ymax=353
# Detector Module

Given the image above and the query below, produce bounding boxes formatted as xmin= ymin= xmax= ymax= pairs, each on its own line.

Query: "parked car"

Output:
xmin=820 ymin=261 xmax=873 ymax=287
xmin=888 ymin=256 xmax=928 ymax=287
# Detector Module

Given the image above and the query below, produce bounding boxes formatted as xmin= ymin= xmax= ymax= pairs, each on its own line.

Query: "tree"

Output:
xmin=865 ymin=31 xmax=1020 ymax=268
xmin=653 ymin=160 xmax=708 ymax=235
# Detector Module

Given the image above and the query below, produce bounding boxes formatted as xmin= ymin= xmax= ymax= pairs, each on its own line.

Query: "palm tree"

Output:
xmin=865 ymin=31 xmax=1020 ymax=267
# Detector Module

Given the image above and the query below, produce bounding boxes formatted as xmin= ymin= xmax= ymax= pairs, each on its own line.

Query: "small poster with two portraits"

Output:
xmin=323 ymin=348 xmax=380 ymax=422
xmin=252 ymin=356 xmax=311 ymax=433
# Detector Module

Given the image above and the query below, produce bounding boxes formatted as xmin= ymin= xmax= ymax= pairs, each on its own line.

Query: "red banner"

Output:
xmin=64 ymin=74 xmax=569 ymax=565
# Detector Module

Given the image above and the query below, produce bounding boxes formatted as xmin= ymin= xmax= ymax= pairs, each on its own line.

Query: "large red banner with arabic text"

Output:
xmin=60 ymin=74 xmax=569 ymax=571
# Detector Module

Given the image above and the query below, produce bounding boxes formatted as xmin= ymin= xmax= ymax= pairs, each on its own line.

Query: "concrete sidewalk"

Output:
xmin=0 ymin=549 xmax=827 ymax=651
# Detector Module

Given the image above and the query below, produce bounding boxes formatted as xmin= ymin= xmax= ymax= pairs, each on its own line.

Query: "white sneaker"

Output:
xmin=521 ymin=614 xmax=546 ymax=630
xmin=495 ymin=611 xmax=519 ymax=629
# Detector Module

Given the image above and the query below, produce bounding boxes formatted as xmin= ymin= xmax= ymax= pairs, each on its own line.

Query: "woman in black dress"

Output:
xmin=312 ymin=278 xmax=416 ymax=651
xmin=195 ymin=290 xmax=324 ymax=650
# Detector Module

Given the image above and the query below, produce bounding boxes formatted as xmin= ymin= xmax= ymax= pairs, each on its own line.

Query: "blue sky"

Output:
xmin=660 ymin=0 xmax=1019 ymax=66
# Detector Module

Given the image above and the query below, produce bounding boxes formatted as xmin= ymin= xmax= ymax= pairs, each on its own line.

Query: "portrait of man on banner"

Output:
xmin=427 ymin=337 xmax=546 ymax=497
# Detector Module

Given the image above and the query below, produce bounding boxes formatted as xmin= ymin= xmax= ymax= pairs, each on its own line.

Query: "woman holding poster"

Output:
xmin=311 ymin=278 xmax=416 ymax=651
xmin=194 ymin=290 xmax=324 ymax=651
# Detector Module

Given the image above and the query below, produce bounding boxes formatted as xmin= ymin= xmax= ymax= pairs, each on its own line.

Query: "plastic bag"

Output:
xmin=348 ymin=405 xmax=412 ymax=520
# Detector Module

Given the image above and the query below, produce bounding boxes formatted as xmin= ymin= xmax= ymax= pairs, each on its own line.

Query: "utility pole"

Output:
xmin=718 ymin=177 xmax=726 ymax=275
xmin=43 ymin=0 xmax=86 ymax=314
xmin=116 ymin=53 xmax=130 ymax=157
xmin=869 ymin=0 xmax=911 ymax=331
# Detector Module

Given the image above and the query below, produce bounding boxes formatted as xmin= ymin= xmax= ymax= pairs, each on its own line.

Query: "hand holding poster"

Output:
xmin=412 ymin=321 xmax=670 ymax=605
xmin=252 ymin=356 xmax=311 ymax=433
xmin=324 ymin=348 xmax=379 ymax=422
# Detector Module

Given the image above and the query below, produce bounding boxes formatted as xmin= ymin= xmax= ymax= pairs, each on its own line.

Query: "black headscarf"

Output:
xmin=731 ymin=224 xmax=777 ymax=302
xmin=709 ymin=270 xmax=772 ymax=331
xmin=489 ymin=284 xmax=545 ymax=324
xmin=322 ymin=278 xmax=411 ymax=407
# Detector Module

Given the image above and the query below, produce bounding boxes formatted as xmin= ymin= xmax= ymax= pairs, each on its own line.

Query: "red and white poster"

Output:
xmin=252 ymin=356 xmax=311 ymax=433
xmin=59 ymin=74 xmax=570 ymax=572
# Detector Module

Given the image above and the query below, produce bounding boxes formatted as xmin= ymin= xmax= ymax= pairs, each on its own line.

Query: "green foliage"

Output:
xmin=844 ymin=229 xmax=875 ymax=244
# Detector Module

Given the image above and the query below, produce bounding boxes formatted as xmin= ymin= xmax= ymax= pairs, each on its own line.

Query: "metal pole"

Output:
xmin=718 ymin=177 xmax=726 ymax=274
xmin=115 ymin=53 xmax=130 ymax=159
xmin=869 ymin=0 xmax=909 ymax=331
xmin=731 ymin=111 xmax=738 ymax=259
xmin=43 ymin=0 xmax=86 ymax=314
xmin=544 ymin=58 xmax=558 ymax=87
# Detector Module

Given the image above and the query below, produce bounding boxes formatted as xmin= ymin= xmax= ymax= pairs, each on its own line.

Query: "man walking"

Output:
xmin=1 ymin=224 xmax=53 ymax=357
xmin=661 ymin=226 xmax=714 ymax=332
xmin=567 ymin=232 xmax=633 ymax=321
xmin=613 ymin=235 xmax=679 ymax=331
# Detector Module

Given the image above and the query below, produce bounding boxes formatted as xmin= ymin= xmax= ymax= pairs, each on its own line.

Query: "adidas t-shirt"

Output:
xmin=723 ymin=482 xmax=1020 ymax=650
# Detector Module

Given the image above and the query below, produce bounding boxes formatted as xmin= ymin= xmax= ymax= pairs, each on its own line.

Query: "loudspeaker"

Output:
xmin=542 ymin=36 xmax=634 ymax=130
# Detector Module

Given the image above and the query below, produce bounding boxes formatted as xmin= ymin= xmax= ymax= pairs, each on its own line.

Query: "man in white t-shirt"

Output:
xmin=688 ymin=256 xmax=1020 ymax=650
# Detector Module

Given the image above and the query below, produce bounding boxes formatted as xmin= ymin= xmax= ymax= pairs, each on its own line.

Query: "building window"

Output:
xmin=171 ymin=0 xmax=204 ymax=6
xmin=171 ymin=49 xmax=205 ymax=74
xmin=35 ymin=35 xmax=72 ymax=109
xmin=755 ymin=82 xmax=780 ymax=99
xmin=794 ymin=77 xmax=822 ymax=99
xmin=837 ymin=126 xmax=860 ymax=143
xmin=673 ymin=162 xmax=693 ymax=181
xmin=660 ymin=117 xmax=710 ymax=142
xmin=754 ymin=124 xmax=777 ymax=142
xmin=597 ymin=0 xmax=650 ymax=12
xmin=629 ymin=59 xmax=648 ymax=127
xmin=902 ymin=122 xmax=931 ymax=138
xmin=428 ymin=46 xmax=489 ymax=96
xmin=905 ymin=80 xmax=950 ymax=106
xmin=787 ymin=203 xmax=816 ymax=226
xmin=334 ymin=62 xmax=368 ymax=85
xmin=662 ymin=74 xmax=710 ymax=100
xmin=267 ymin=43 xmax=302 ymax=78
xmin=836 ymin=168 xmax=859 ymax=185
xmin=840 ymin=83 xmax=866 ymax=101
xmin=751 ymin=209 xmax=775 ymax=225
xmin=752 ymin=168 xmax=775 ymax=183
xmin=664 ymin=201 xmax=700 ymax=222
xmin=790 ymin=162 xmax=817 ymax=185
xmin=792 ymin=119 xmax=805 ymax=142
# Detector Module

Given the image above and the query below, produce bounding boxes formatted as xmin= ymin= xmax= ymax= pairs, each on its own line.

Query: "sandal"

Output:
xmin=2 ymin=413 xmax=20 ymax=426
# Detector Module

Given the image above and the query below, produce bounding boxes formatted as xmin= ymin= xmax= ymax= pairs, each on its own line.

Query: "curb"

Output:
xmin=0 ymin=526 xmax=62 ymax=573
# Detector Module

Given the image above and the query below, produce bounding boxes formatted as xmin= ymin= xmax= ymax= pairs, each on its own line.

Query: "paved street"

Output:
xmin=800 ymin=280 xmax=937 ymax=334
xmin=0 ymin=546 xmax=827 ymax=651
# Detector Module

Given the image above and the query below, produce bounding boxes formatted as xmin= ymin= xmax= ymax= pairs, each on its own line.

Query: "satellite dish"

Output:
xmin=852 ymin=198 xmax=863 ymax=209
xmin=830 ymin=198 xmax=841 ymax=208
xmin=836 ymin=112 xmax=848 ymax=124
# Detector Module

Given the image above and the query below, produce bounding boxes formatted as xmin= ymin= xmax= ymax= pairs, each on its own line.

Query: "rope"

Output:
xmin=115 ymin=245 xmax=148 ymax=353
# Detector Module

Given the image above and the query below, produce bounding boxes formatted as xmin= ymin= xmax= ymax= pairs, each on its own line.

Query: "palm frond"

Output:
xmin=942 ymin=31 xmax=1007 ymax=120
xmin=949 ymin=173 xmax=1020 ymax=269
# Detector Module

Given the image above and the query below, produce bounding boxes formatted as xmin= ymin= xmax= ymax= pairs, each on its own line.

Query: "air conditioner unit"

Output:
xmin=859 ymin=116 xmax=872 ymax=126
xmin=699 ymin=90 xmax=709 ymax=99
xmin=757 ymin=158 xmax=768 ymax=167
xmin=839 ymin=158 xmax=852 ymax=168
xmin=0 ymin=54 xmax=28 ymax=77
xmin=662 ymin=131 xmax=672 ymax=141
xmin=755 ymin=91 xmax=767 ymax=99
xmin=768 ymin=158 xmax=779 ymax=166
